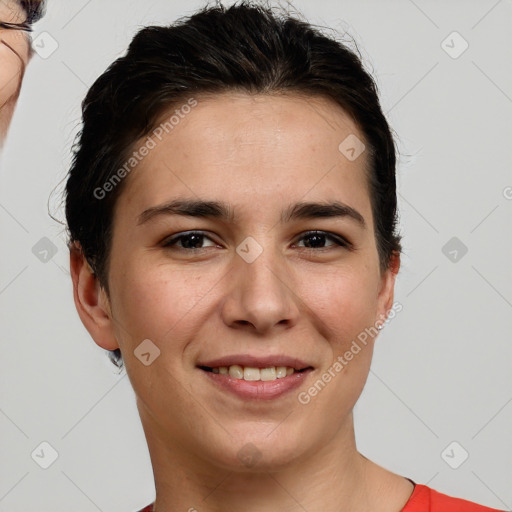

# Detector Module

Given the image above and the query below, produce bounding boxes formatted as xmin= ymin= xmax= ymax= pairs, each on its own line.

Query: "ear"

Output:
xmin=69 ymin=242 xmax=119 ymax=351
xmin=375 ymin=251 xmax=400 ymax=327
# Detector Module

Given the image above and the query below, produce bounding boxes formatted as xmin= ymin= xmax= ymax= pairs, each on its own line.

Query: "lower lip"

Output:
xmin=198 ymin=368 xmax=314 ymax=400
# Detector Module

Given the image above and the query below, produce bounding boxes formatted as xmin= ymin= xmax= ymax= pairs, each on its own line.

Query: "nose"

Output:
xmin=220 ymin=243 xmax=300 ymax=334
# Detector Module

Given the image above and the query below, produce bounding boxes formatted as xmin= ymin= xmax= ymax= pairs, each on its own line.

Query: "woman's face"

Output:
xmin=0 ymin=0 xmax=31 ymax=142
xmin=85 ymin=92 xmax=398 ymax=470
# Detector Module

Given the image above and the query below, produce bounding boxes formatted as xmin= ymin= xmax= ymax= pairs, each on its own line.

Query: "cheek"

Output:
xmin=0 ymin=45 xmax=23 ymax=104
xmin=110 ymin=260 xmax=217 ymax=346
xmin=307 ymin=268 xmax=379 ymax=405
xmin=304 ymin=264 xmax=379 ymax=341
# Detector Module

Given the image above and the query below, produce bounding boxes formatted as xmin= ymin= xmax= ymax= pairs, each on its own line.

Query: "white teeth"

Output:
xmin=276 ymin=367 xmax=288 ymax=379
xmin=211 ymin=365 xmax=300 ymax=381
xmin=243 ymin=367 xmax=260 ymax=381
xmin=228 ymin=365 xmax=244 ymax=379
xmin=260 ymin=367 xmax=276 ymax=381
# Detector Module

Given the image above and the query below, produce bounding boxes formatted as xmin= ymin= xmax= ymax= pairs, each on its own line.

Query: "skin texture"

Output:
xmin=71 ymin=93 xmax=413 ymax=512
xmin=0 ymin=0 xmax=31 ymax=147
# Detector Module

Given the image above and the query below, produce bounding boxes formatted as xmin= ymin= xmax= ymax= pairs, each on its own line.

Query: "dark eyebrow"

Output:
xmin=137 ymin=199 xmax=365 ymax=228
xmin=281 ymin=201 xmax=366 ymax=227
xmin=138 ymin=199 xmax=235 ymax=225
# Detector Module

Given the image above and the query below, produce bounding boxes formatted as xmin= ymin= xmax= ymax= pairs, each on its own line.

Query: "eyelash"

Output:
xmin=161 ymin=230 xmax=351 ymax=252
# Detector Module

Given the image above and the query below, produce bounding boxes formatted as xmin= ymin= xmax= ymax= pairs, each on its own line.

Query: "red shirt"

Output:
xmin=400 ymin=483 xmax=504 ymax=511
xmin=137 ymin=481 xmax=505 ymax=511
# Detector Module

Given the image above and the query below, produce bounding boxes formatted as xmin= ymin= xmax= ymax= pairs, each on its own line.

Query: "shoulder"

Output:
xmin=136 ymin=485 xmax=506 ymax=512
xmin=402 ymin=483 xmax=506 ymax=512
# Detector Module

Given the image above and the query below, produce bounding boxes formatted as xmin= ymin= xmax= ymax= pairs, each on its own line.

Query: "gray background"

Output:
xmin=1 ymin=0 xmax=511 ymax=511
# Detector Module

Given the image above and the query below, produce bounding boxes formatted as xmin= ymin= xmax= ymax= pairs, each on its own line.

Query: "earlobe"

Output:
xmin=69 ymin=243 xmax=119 ymax=351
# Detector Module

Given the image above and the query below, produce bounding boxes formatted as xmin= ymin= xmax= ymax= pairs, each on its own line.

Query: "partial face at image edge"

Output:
xmin=0 ymin=0 xmax=45 ymax=147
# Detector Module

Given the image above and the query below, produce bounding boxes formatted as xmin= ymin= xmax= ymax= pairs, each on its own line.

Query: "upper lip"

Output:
xmin=197 ymin=354 xmax=313 ymax=370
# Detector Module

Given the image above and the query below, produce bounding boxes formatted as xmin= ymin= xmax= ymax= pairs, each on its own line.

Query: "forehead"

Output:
xmin=117 ymin=92 xmax=371 ymax=222
xmin=157 ymin=92 xmax=362 ymax=161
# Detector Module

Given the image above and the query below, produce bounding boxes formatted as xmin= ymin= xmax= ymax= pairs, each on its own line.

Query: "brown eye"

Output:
xmin=162 ymin=231 xmax=217 ymax=250
xmin=294 ymin=231 xmax=349 ymax=250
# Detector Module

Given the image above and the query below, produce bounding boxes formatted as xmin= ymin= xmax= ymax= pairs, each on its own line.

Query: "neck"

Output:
xmin=138 ymin=403 xmax=412 ymax=512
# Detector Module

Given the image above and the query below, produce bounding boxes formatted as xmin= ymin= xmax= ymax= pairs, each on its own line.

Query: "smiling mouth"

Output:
xmin=198 ymin=364 xmax=313 ymax=382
